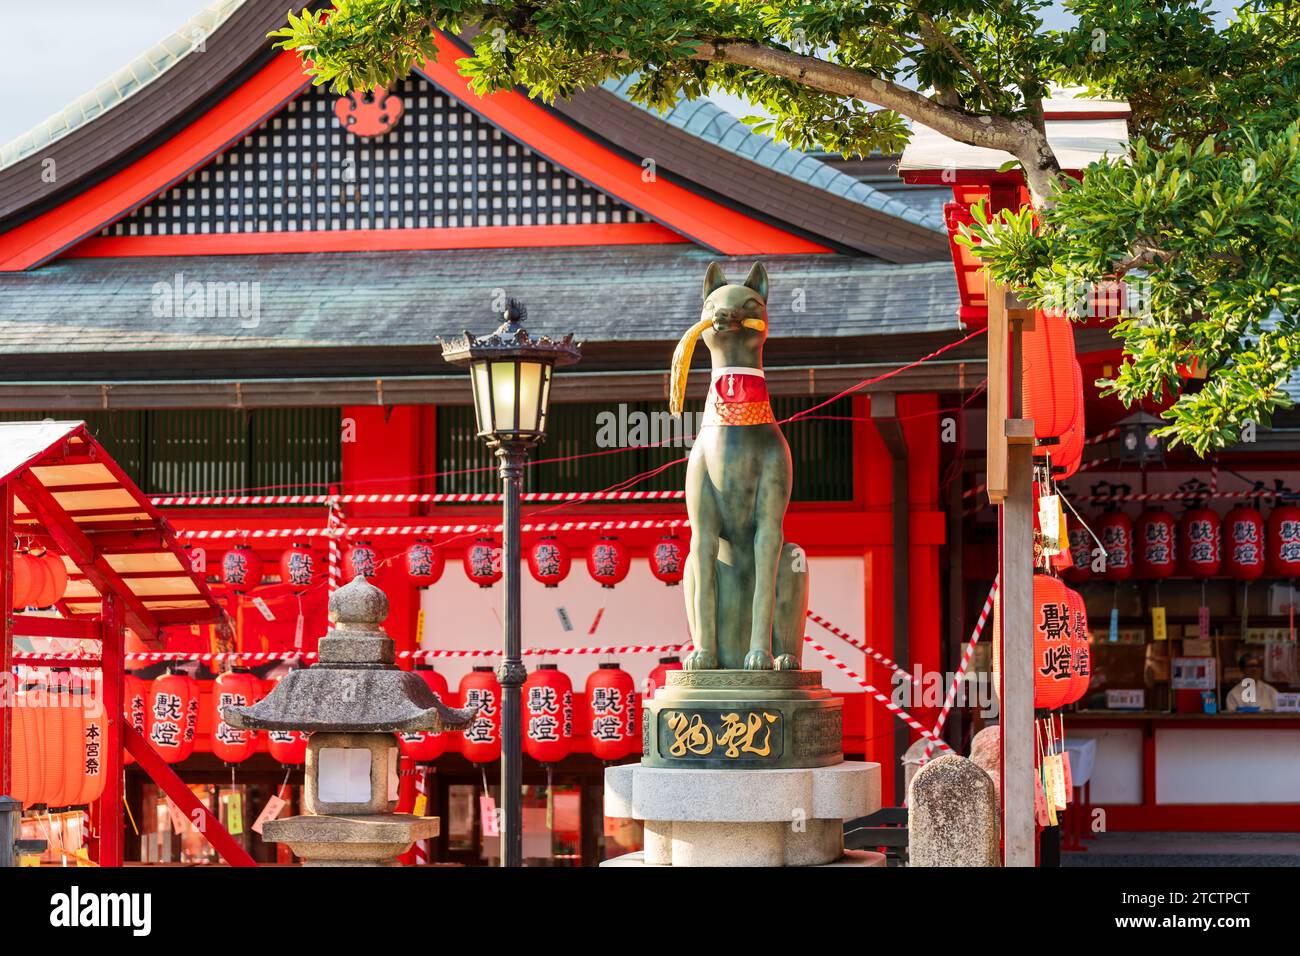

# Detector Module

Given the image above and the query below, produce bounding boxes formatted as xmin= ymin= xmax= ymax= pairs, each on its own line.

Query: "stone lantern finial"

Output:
xmin=329 ymin=574 xmax=389 ymax=627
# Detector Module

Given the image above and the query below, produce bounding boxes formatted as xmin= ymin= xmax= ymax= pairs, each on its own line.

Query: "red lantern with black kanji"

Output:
xmin=1060 ymin=526 xmax=1093 ymax=583
xmin=464 ymin=537 xmax=502 ymax=588
xmin=211 ymin=670 xmax=263 ymax=764
xmin=1179 ymin=507 xmax=1221 ymax=578
xmin=585 ymin=663 xmax=639 ymax=761
xmin=398 ymin=668 xmax=450 ymax=762
xmin=647 ymin=655 xmax=683 ymax=698
xmin=1134 ymin=509 xmax=1177 ymax=579
xmin=1062 ymin=585 xmax=1091 ymax=706
xmin=527 ymin=536 xmax=570 ymax=588
xmin=458 ymin=666 xmax=502 ymax=763
xmin=344 ymin=541 xmax=383 ymax=582
xmin=222 ymin=545 xmax=264 ymax=593
xmin=1267 ymin=505 xmax=1300 ymax=578
xmin=1032 ymin=574 xmax=1074 ymax=710
xmin=587 ymin=536 xmax=630 ymax=589
xmin=650 ymin=534 xmax=685 ymax=586
xmin=404 ymin=539 xmax=444 ymax=589
xmin=73 ymin=677 xmax=106 ymax=807
xmin=1096 ymin=512 xmax=1133 ymax=581
xmin=146 ymin=672 xmax=200 ymax=764
xmin=279 ymin=543 xmax=317 ymax=594
xmin=1223 ymin=506 xmax=1266 ymax=581
xmin=123 ymin=673 xmax=148 ymax=766
xmin=265 ymin=676 xmax=308 ymax=764
xmin=523 ymin=665 xmax=574 ymax=764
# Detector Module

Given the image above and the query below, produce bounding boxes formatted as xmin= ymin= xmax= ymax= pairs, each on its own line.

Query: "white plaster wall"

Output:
xmin=1156 ymin=728 xmax=1300 ymax=804
xmin=1069 ymin=727 xmax=1144 ymax=805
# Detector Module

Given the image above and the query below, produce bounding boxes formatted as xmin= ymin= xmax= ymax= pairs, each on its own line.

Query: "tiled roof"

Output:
xmin=0 ymin=245 xmax=961 ymax=354
xmin=604 ymin=76 xmax=947 ymax=235
xmin=0 ymin=1 xmax=248 ymax=171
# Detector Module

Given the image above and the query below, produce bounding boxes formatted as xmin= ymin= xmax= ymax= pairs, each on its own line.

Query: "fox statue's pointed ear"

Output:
xmin=703 ymin=262 xmax=727 ymax=300
xmin=743 ymin=261 xmax=769 ymax=301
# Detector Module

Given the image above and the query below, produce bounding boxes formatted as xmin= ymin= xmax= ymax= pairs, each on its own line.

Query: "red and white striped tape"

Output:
xmin=1072 ymin=489 xmax=1273 ymax=503
xmin=805 ymin=610 xmax=920 ymax=688
xmin=802 ymin=636 xmax=951 ymax=751
xmin=413 ymin=769 xmax=430 ymax=865
xmin=924 ymin=575 xmax=999 ymax=759
xmin=150 ymin=490 xmax=688 ymax=507
xmin=11 ymin=644 xmax=692 ymax=666
xmin=181 ymin=518 xmax=690 ymax=541
xmin=327 ymin=497 xmax=343 ymax=595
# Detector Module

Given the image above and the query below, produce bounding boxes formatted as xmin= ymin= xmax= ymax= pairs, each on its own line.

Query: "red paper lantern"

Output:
xmin=1179 ymin=507 xmax=1221 ymax=578
xmin=1267 ymin=505 xmax=1300 ymax=578
xmin=343 ymin=541 xmax=383 ymax=582
xmin=1050 ymin=361 xmax=1086 ymax=480
xmin=1023 ymin=312 xmax=1079 ymax=445
xmin=464 ymin=537 xmax=503 ymax=588
xmin=74 ymin=683 xmax=107 ymax=807
xmin=1134 ymin=509 xmax=1177 ymax=579
xmin=123 ymin=674 xmax=148 ymax=766
xmin=1223 ymin=506 xmax=1266 ymax=581
xmin=527 ymin=536 xmax=571 ymax=588
xmin=10 ymin=551 xmax=39 ymax=609
xmin=212 ymin=670 xmax=263 ymax=764
xmin=523 ymin=665 xmax=574 ymax=764
xmin=1096 ymin=512 xmax=1134 ymax=581
xmin=458 ymin=667 xmax=502 ymax=763
xmin=28 ymin=551 xmax=69 ymax=607
xmin=585 ymin=663 xmax=639 ymax=761
xmin=1061 ymin=586 xmax=1091 ymax=706
xmin=404 ymin=540 xmax=445 ymax=589
xmin=43 ymin=675 xmax=75 ymax=806
xmin=587 ymin=536 xmax=630 ymax=589
xmin=647 ymin=655 xmax=683 ymax=698
xmin=267 ymin=675 xmax=309 ymax=765
xmin=222 ymin=545 xmax=264 ymax=593
xmin=147 ymin=672 xmax=200 ymax=763
xmin=1032 ymin=574 xmax=1074 ymax=710
xmin=11 ymin=690 xmax=41 ymax=808
xmin=650 ymin=534 xmax=685 ymax=586
xmin=1060 ymin=526 xmax=1093 ymax=583
xmin=398 ymin=668 xmax=451 ymax=762
xmin=279 ymin=543 xmax=317 ymax=594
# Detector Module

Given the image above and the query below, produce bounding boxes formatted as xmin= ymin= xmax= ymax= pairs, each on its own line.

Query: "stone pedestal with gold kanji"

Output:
xmin=602 ymin=670 xmax=881 ymax=867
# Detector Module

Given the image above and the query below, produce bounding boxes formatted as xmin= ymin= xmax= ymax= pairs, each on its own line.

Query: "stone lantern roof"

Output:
xmin=222 ymin=575 xmax=475 ymax=734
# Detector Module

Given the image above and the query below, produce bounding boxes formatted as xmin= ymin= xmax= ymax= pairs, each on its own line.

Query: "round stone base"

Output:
xmin=604 ymin=760 xmax=879 ymax=866
xmin=603 ymin=849 xmax=887 ymax=868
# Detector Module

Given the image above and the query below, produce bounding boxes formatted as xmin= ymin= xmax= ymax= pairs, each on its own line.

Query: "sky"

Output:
xmin=0 ymin=0 xmax=1244 ymax=146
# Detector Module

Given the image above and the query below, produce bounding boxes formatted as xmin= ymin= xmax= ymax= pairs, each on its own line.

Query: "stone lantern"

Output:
xmin=222 ymin=575 xmax=475 ymax=866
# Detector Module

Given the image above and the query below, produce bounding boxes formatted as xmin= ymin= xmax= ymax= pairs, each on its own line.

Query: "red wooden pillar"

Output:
xmin=98 ymin=593 xmax=125 ymax=866
xmin=1 ymin=483 xmax=12 ymax=801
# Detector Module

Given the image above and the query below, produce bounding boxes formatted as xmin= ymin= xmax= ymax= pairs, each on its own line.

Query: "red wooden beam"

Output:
xmin=123 ymin=724 xmax=258 ymax=867
xmin=12 ymin=615 xmax=99 ymax=640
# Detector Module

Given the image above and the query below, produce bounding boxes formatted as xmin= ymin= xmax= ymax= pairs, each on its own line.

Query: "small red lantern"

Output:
xmin=27 ymin=551 xmax=69 ymax=607
xmin=212 ymin=670 xmax=263 ymax=764
xmin=458 ymin=666 xmax=502 ymax=763
xmin=1096 ymin=512 xmax=1134 ymax=581
xmin=1179 ymin=507 xmax=1221 ymax=578
xmin=398 ymin=668 xmax=450 ymax=762
xmin=585 ymin=663 xmax=639 ymax=761
xmin=1267 ymin=505 xmax=1300 ymax=578
xmin=647 ymin=655 xmax=683 ymax=698
xmin=587 ymin=536 xmax=630 ymax=589
xmin=343 ymin=541 xmax=383 ymax=582
xmin=266 ymin=675 xmax=308 ymax=765
xmin=222 ymin=545 xmax=264 ymax=593
xmin=404 ymin=540 xmax=444 ymax=589
xmin=1134 ymin=509 xmax=1177 ymax=579
xmin=1060 ymin=526 xmax=1093 ymax=583
xmin=527 ymin=536 xmax=571 ymax=588
xmin=9 ymin=551 xmax=40 ymax=609
xmin=1032 ymin=574 xmax=1074 ymax=711
xmin=1223 ymin=506 xmax=1266 ymax=581
xmin=147 ymin=672 xmax=200 ymax=764
xmin=464 ymin=537 xmax=502 ymax=588
xmin=1022 ymin=312 xmax=1079 ymax=445
xmin=279 ymin=543 xmax=317 ymax=594
xmin=523 ymin=665 xmax=574 ymax=764
xmin=650 ymin=534 xmax=685 ymax=586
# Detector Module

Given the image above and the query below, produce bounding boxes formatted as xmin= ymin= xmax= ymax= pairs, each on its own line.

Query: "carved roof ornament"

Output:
xmin=334 ymin=86 xmax=405 ymax=137
xmin=439 ymin=298 xmax=582 ymax=368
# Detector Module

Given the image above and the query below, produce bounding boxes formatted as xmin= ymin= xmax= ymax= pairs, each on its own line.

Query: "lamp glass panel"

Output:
xmin=490 ymin=360 xmax=520 ymax=434
xmin=317 ymin=748 xmax=372 ymax=803
xmin=538 ymin=364 xmax=553 ymax=433
xmin=472 ymin=362 xmax=495 ymax=435
xmin=515 ymin=360 xmax=545 ymax=433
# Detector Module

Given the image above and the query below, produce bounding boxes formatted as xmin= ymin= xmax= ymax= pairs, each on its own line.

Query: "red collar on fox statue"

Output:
xmin=702 ymin=366 xmax=776 ymax=427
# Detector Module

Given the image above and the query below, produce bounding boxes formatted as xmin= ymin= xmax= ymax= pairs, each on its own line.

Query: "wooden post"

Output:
xmin=985 ymin=281 xmax=1009 ymax=504
xmin=99 ymin=593 xmax=125 ymax=867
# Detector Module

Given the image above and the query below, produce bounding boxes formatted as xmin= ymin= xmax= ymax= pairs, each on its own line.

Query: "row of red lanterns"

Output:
xmin=1063 ymin=505 xmax=1300 ymax=582
xmin=9 ymin=675 xmax=106 ymax=809
xmin=216 ymin=533 xmax=687 ymax=594
xmin=7 ymin=550 xmax=70 ymax=610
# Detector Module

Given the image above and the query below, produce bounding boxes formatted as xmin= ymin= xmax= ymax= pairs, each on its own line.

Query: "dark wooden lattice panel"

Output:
xmin=104 ymin=74 xmax=645 ymax=236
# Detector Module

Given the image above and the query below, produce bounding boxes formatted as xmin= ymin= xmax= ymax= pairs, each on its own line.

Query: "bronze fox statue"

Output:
xmin=670 ymin=261 xmax=809 ymax=671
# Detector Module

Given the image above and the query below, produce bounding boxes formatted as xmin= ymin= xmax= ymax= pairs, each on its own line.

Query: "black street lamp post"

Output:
xmin=441 ymin=300 xmax=580 ymax=867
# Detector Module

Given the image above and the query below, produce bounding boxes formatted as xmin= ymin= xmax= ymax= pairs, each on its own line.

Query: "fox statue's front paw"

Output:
xmin=773 ymin=654 xmax=798 ymax=671
xmin=743 ymin=648 xmax=774 ymax=670
xmin=683 ymin=649 xmax=718 ymax=670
